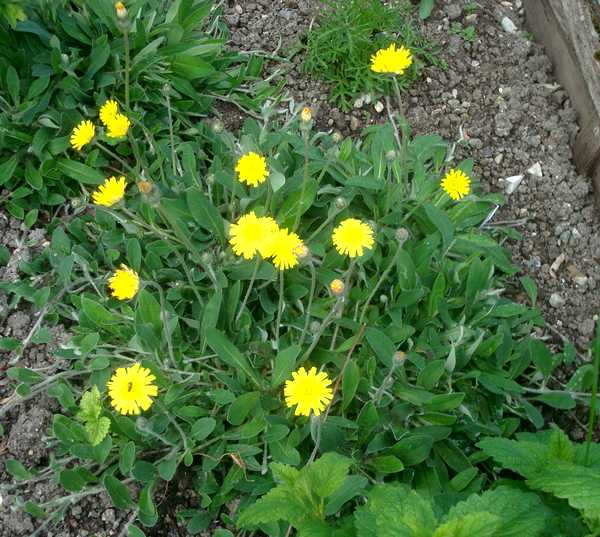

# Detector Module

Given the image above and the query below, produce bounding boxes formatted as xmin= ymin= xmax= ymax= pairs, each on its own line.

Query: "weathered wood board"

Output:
xmin=523 ymin=0 xmax=600 ymax=207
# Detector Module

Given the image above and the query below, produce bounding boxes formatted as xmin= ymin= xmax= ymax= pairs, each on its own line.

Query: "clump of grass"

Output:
xmin=303 ymin=0 xmax=445 ymax=110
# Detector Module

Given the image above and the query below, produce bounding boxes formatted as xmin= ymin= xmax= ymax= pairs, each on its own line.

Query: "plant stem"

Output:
xmin=95 ymin=141 xmax=133 ymax=172
xmin=123 ymin=28 xmax=130 ymax=110
xmin=275 ymin=270 xmax=284 ymax=350
xmin=165 ymin=85 xmax=177 ymax=176
xmin=236 ymin=257 xmax=260 ymax=324
xmin=585 ymin=316 xmax=600 ymax=466
xmin=298 ymin=261 xmax=316 ymax=348
xmin=293 ymin=127 xmax=310 ymax=231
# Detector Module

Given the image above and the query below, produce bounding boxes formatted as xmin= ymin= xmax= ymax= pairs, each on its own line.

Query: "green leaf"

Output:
xmin=127 ymin=525 xmax=146 ymax=537
xmin=59 ymin=468 xmax=90 ymax=492
xmin=6 ymin=65 xmax=19 ymax=104
xmin=104 ymin=475 xmax=133 ymax=509
xmin=85 ymin=417 xmax=110 ymax=446
xmin=205 ymin=328 xmax=261 ymax=387
xmin=424 ymin=202 xmax=454 ymax=249
xmin=158 ymin=457 xmax=178 ymax=481
xmin=325 ymin=475 xmax=368 ymax=516
xmin=391 ymin=434 xmax=433 ymax=466
xmin=419 ymin=0 xmax=435 ymax=19
xmin=0 ymin=156 xmax=18 ymax=185
xmin=186 ymin=188 xmax=226 ymax=245
xmin=526 ymin=461 xmax=600 ymax=520
xmin=237 ymin=485 xmax=311 ymax=528
xmin=305 ymin=452 xmax=352 ymax=499
xmin=520 ymin=275 xmax=537 ymax=305
xmin=417 ymin=360 xmax=445 ymax=390
xmin=119 ymin=442 xmax=136 ymax=476
xmin=81 ymin=296 xmax=120 ymax=326
xmin=228 ymin=392 xmax=260 ymax=425
xmin=57 ymin=159 xmax=105 ymax=185
xmin=25 ymin=162 xmax=43 ymax=190
xmin=190 ymin=417 xmax=216 ymax=440
xmin=444 ymin=486 xmax=549 ymax=537
xmin=371 ymin=455 xmax=404 ymax=474
xmin=5 ymin=459 xmax=33 ymax=481
xmin=477 ymin=437 xmax=547 ymax=477
xmin=272 ymin=345 xmax=300 ymax=387
xmin=533 ymin=391 xmax=575 ymax=409
xmin=85 ymin=35 xmax=111 ymax=78
xmin=365 ymin=327 xmax=395 ymax=367
xmin=433 ymin=513 xmax=499 ymax=537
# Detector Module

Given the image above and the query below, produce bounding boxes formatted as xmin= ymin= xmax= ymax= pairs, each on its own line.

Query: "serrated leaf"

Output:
xmin=304 ymin=452 xmax=352 ymax=498
xmin=85 ymin=416 xmax=110 ymax=446
xmin=433 ymin=512 xmax=499 ymax=537
xmin=477 ymin=437 xmax=547 ymax=477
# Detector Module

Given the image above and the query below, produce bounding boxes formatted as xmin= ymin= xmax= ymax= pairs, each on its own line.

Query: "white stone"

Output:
xmin=501 ymin=16 xmax=518 ymax=33
xmin=504 ymin=174 xmax=524 ymax=194
xmin=549 ymin=293 xmax=565 ymax=308
xmin=374 ymin=101 xmax=384 ymax=113
xmin=527 ymin=161 xmax=543 ymax=177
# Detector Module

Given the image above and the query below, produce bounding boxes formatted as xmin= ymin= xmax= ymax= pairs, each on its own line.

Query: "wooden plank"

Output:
xmin=523 ymin=0 xmax=600 ymax=207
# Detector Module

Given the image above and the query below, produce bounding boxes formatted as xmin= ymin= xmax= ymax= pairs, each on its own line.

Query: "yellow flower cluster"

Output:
xmin=69 ymin=99 xmax=130 ymax=151
xmin=229 ymin=212 xmax=304 ymax=270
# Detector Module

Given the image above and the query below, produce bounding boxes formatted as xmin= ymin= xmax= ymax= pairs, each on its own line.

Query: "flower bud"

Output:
xmin=395 ymin=227 xmax=410 ymax=246
xmin=293 ymin=243 xmax=309 ymax=260
xmin=393 ymin=351 xmax=406 ymax=364
xmin=137 ymin=180 xmax=153 ymax=194
xmin=211 ymin=119 xmax=224 ymax=134
xmin=329 ymin=278 xmax=345 ymax=296
xmin=385 ymin=149 xmax=397 ymax=161
xmin=332 ymin=131 xmax=343 ymax=143
xmin=206 ymin=173 xmax=215 ymax=185
xmin=310 ymin=321 xmax=321 ymax=333
xmin=379 ymin=294 xmax=388 ymax=304
xmin=201 ymin=251 xmax=213 ymax=265
xmin=334 ymin=197 xmax=346 ymax=210
xmin=115 ymin=1 xmax=127 ymax=20
xmin=301 ymin=107 xmax=312 ymax=122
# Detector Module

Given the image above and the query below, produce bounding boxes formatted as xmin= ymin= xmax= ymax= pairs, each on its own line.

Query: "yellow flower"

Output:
xmin=229 ymin=212 xmax=279 ymax=260
xmin=284 ymin=367 xmax=333 ymax=417
xmin=332 ymin=218 xmax=374 ymax=258
xmin=301 ymin=107 xmax=312 ymax=122
xmin=99 ymin=99 xmax=119 ymax=127
xmin=108 ymin=264 xmax=140 ymax=300
xmin=106 ymin=113 xmax=130 ymax=138
xmin=329 ymin=279 xmax=345 ymax=296
xmin=264 ymin=227 xmax=303 ymax=270
xmin=107 ymin=363 xmax=158 ymax=415
xmin=92 ymin=176 xmax=127 ymax=207
xmin=370 ymin=44 xmax=413 ymax=75
xmin=70 ymin=120 xmax=95 ymax=150
xmin=235 ymin=152 xmax=269 ymax=187
xmin=441 ymin=169 xmax=471 ymax=200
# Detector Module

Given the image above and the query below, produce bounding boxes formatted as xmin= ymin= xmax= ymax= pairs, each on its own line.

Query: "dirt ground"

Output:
xmin=1 ymin=0 xmax=599 ymax=535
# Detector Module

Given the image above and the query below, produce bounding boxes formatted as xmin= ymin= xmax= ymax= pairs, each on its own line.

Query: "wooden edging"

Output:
xmin=523 ymin=0 xmax=600 ymax=207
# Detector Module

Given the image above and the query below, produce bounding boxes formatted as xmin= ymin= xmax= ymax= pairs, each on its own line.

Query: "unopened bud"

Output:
xmin=394 ymin=351 xmax=406 ymax=364
xmin=379 ymin=294 xmax=388 ymax=304
xmin=137 ymin=180 xmax=153 ymax=194
xmin=395 ymin=227 xmax=409 ymax=246
xmin=334 ymin=197 xmax=346 ymax=210
xmin=332 ymin=131 xmax=343 ymax=143
xmin=71 ymin=197 xmax=82 ymax=209
xmin=115 ymin=1 xmax=127 ymax=20
xmin=206 ymin=173 xmax=215 ymax=185
xmin=310 ymin=321 xmax=321 ymax=333
xmin=301 ymin=107 xmax=312 ymax=122
xmin=385 ymin=149 xmax=397 ymax=161
xmin=329 ymin=278 xmax=345 ymax=296
xmin=201 ymin=252 xmax=213 ymax=265
xmin=211 ymin=119 xmax=224 ymax=134
xmin=293 ymin=243 xmax=309 ymax=260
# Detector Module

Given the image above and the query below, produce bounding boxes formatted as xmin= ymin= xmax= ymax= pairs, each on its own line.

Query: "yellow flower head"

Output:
xmin=108 ymin=264 xmax=140 ymax=300
xmin=332 ymin=218 xmax=375 ymax=258
xmin=106 ymin=113 xmax=130 ymax=138
xmin=99 ymin=99 xmax=119 ymax=127
xmin=229 ymin=212 xmax=279 ymax=260
xmin=329 ymin=278 xmax=345 ymax=296
xmin=107 ymin=363 xmax=158 ymax=415
xmin=370 ymin=44 xmax=413 ymax=75
xmin=284 ymin=367 xmax=333 ymax=417
xmin=293 ymin=243 xmax=309 ymax=260
xmin=441 ymin=169 xmax=471 ymax=200
xmin=70 ymin=120 xmax=95 ymax=150
xmin=264 ymin=227 xmax=303 ymax=270
xmin=92 ymin=176 xmax=127 ymax=207
xmin=235 ymin=152 xmax=269 ymax=187
xmin=301 ymin=107 xmax=312 ymax=122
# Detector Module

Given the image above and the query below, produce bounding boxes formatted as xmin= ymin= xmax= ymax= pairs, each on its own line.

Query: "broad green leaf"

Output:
xmin=57 ymin=159 xmax=105 ymax=185
xmin=104 ymin=475 xmax=133 ymax=509
xmin=342 ymin=360 xmax=360 ymax=409
xmin=419 ymin=0 xmax=435 ymax=19
xmin=477 ymin=437 xmax=547 ymax=477
xmin=433 ymin=513 xmax=499 ymax=537
xmin=186 ymin=188 xmax=226 ymax=245
xmin=191 ymin=417 xmax=216 ymax=440
xmin=205 ymin=328 xmax=261 ymax=387
xmin=305 ymin=452 xmax=352 ymax=498
xmin=5 ymin=459 xmax=33 ymax=481
xmin=272 ymin=345 xmax=300 ymax=387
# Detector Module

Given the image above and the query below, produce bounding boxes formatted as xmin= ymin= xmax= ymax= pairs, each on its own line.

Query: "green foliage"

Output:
xmin=303 ymin=0 xmax=445 ymax=110
xmin=479 ymin=429 xmax=600 ymax=527
xmin=76 ymin=386 xmax=110 ymax=446
xmin=0 ymin=0 xmax=274 ymax=218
